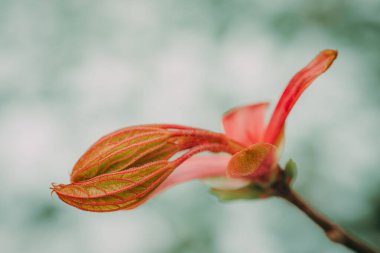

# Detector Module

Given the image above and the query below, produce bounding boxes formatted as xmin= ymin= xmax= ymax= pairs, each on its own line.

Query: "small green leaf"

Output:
xmin=284 ymin=159 xmax=297 ymax=184
xmin=209 ymin=183 xmax=277 ymax=202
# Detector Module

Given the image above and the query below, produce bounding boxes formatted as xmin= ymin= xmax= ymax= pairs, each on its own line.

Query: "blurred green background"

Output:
xmin=1 ymin=0 xmax=379 ymax=252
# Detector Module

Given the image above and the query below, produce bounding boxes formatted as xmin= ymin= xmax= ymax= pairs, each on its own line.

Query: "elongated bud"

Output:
xmin=53 ymin=124 xmax=244 ymax=211
xmin=52 ymin=142 xmax=237 ymax=212
xmin=71 ymin=125 xmax=243 ymax=182
xmin=71 ymin=126 xmax=169 ymax=182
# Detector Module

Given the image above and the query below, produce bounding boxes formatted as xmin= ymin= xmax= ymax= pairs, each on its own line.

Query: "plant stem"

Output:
xmin=277 ymin=184 xmax=379 ymax=253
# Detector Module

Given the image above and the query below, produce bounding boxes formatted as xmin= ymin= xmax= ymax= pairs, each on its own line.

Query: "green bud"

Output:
xmin=284 ymin=159 xmax=297 ymax=184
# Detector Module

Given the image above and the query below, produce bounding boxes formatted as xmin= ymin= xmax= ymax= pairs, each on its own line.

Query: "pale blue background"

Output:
xmin=1 ymin=1 xmax=379 ymax=252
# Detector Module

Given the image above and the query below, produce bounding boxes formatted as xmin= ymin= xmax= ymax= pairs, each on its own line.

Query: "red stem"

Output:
xmin=173 ymin=143 xmax=237 ymax=167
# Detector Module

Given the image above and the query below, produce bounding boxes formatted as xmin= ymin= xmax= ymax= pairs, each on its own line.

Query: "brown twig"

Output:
xmin=276 ymin=182 xmax=379 ymax=253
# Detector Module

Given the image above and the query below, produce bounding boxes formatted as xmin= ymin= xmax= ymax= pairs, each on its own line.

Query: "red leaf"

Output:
xmin=264 ymin=50 xmax=337 ymax=144
xmin=222 ymin=103 xmax=269 ymax=146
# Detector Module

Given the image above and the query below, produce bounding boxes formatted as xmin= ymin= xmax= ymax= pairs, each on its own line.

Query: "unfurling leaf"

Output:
xmin=53 ymin=161 xmax=175 ymax=212
xmin=227 ymin=143 xmax=278 ymax=180
xmin=53 ymin=124 xmax=243 ymax=212
xmin=71 ymin=125 xmax=241 ymax=182
xmin=71 ymin=126 xmax=171 ymax=182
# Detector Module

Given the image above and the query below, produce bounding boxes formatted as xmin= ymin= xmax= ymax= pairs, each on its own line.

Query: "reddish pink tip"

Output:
xmin=264 ymin=49 xmax=338 ymax=144
xmin=222 ymin=102 xmax=269 ymax=146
